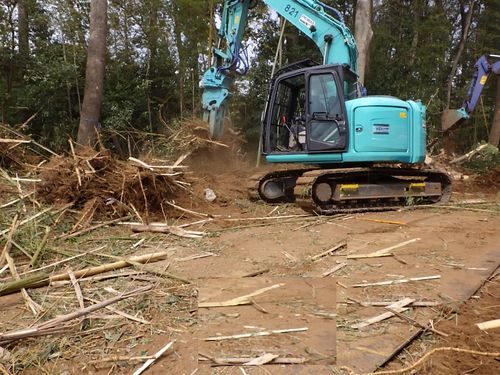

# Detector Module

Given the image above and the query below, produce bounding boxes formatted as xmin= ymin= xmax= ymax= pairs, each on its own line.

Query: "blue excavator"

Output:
xmin=201 ymin=0 xmax=451 ymax=214
xmin=442 ymin=54 xmax=500 ymax=133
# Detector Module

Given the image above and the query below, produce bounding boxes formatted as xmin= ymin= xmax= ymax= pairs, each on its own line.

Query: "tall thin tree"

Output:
xmin=354 ymin=0 xmax=373 ymax=84
xmin=77 ymin=0 xmax=107 ymax=147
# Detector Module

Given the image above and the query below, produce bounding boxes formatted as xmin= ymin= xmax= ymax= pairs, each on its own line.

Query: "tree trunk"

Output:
xmin=77 ymin=0 xmax=107 ymax=148
xmin=445 ymin=0 xmax=475 ymax=109
xmin=488 ymin=78 xmax=500 ymax=147
xmin=354 ymin=0 xmax=373 ymax=84
xmin=17 ymin=0 xmax=29 ymax=63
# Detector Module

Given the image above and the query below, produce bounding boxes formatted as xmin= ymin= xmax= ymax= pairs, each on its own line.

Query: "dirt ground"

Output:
xmin=0 ymin=155 xmax=499 ymax=375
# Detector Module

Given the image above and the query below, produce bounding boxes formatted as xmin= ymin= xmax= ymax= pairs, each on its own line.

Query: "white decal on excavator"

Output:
xmin=299 ymin=15 xmax=316 ymax=29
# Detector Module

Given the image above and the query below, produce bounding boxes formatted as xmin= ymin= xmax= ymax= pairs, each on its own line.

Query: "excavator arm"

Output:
xmin=201 ymin=0 xmax=358 ymax=138
xmin=442 ymin=54 xmax=500 ymax=132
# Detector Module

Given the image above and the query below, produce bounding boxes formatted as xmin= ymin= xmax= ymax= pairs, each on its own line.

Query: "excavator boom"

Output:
xmin=442 ymin=54 xmax=500 ymax=132
xmin=201 ymin=0 xmax=358 ymax=138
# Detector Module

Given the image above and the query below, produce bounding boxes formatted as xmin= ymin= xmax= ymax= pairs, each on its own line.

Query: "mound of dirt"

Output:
xmin=36 ymin=148 xmax=192 ymax=218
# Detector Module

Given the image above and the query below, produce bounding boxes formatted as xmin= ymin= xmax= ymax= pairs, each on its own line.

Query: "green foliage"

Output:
xmin=0 ymin=0 xmax=498 ymax=154
xmin=463 ymin=143 xmax=500 ymax=174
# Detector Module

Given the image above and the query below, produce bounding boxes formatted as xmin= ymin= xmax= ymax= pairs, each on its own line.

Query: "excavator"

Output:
xmin=442 ymin=54 xmax=500 ymax=133
xmin=201 ymin=0 xmax=452 ymax=214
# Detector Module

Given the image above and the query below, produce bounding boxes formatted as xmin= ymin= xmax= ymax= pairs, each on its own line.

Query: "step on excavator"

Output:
xmin=201 ymin=0 xmax=452 ymax=214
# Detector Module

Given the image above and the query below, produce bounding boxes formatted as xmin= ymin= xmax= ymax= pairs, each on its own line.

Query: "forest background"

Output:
xmin=0 ymin=0 xmax=498 ymax=156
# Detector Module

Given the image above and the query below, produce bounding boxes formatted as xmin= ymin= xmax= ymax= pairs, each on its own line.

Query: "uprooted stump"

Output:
xmin=36 ymin=148 xmax=190 ymax=217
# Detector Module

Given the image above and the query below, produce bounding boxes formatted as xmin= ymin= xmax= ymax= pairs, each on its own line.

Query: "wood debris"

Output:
xmin=199 ymin=283 xmax=284 ymax=308
xmin=243 ymin=353 xmax=280 ymax=366
xmin=352 ymin=275 xmax=441 ymax=287
xmin=386 ymin=307 xmax=449 ymax=337
xmin=201 ymin=356 xmax=308 ymax=366
xmin=322 ymin=262 xmax=347 ymax=277
xmin=348 ymin=238 xmax=421 ymax=259
xmin=311 ymin=242 xmax=347 ymax=261
xmin=131 ymin=341 xmax=173 ymax=375
xmin=476 ymin=319 xmax=500 ymax=331
xmin=0 ymin=251 xmax=172 ymax=296
xmin=204 ymin=327 xmax=308 ymax=341
xmin=131 ymin=224 xmax=204 ymax=239
xmin=351 ymin=298 xmax=415 ymax=329
xmin=0 ymin=286 xmax=152 ymax=345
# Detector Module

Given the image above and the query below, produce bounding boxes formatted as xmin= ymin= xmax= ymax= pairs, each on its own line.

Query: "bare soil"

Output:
xmin=0 ymin=157 xmax=499 ymax=375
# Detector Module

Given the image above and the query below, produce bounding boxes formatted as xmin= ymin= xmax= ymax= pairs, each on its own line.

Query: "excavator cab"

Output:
xmin=263 ymin=60 xmax=359 ymax=156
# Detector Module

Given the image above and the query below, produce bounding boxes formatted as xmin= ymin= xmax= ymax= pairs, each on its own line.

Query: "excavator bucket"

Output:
xmin=441 ymin=108 xmax=469 ymax=132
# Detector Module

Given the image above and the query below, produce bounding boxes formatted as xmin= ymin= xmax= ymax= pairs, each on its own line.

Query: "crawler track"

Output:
xmin=248 ymin=167 xmax=452 ymax=215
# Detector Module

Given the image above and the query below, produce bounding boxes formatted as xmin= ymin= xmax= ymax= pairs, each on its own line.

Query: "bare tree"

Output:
xmin=488 ymin=79 xmax=500 ymax=147
xmin=445 ymin=0 xmax=475 ymax=109
xmin=77 ymin=0 xmax=107 ymax=148
xmin=354 ymin=0 xmax=373 ymax=84
xmin=17 ymin=0 xmax=29 ymax=63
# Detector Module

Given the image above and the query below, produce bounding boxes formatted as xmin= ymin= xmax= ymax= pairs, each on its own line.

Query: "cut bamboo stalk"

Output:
xmin=131 ymin=224 xmax=204 ymax=239
xmin=164 ymin=201 xmax=213 ymax=218
xmin=244 ymin=353 xmax=280 ymax=366
xmin=348 ymin=238 xmax=421 ymax=259
xmin=357 ymin=218 xmax=407 ymax=226
xmin=0 ymin=138 xmax=31 ymax=144
xmin=0 ymin=214 xmax=18 ymax=266
xmin=351 ymin=298 xmax=415 ymax=329
xmin=0 ymin=208 xmax=53 ymax=237
xmin=352 ymin=275 xmax=441 ymax=287
xmin=199 ymin=283 xmax=284 ymax=308
xmin=386 ymin=308 xmax=448 ymax=337
xmin=29 ymin=226 xmax=51 ymax=267
xmin=4 ymin=252 xmax=42 ymax=315
xmin=68 ymin=271 xmax=85 ymax=309
xmin=0 ymin=192 xmax=35 ymax=209
xmin=242 ymin=268 xmax=270 ymax=278
xmin=205 ymin=327 xmax=308 ymax=341
xmin=131 ymin=341 xmax=173 ymax=375
xmin=57 ymin=216 xmax=130 ymax=240
xmin=175 ymin=252 xmax=216 ymax=262
xmin=205 ymin=357 xmax=308 ymax=366
xmin=0 ymin=251 xmax=171 ymax=296
xmin=129 ymin=157 xmax=187 ymax=170
xmin=0 ymin=286 xmax=152 ymax=344
xmin=476 ymin=319 xmax=500 ymax=331
xmin=346 ymin=299 xmax=439 ymax=307
xmin=84 ymin=297 xmax=150 ymax=324
xmin=322 ymin=262 xmax=347 ymax=277
xmin=311 ymin=242 xmax=347 ymax=261
xmin=22 ymin=245 xmax=107 ymax=276
xmin=51 ymin=271 xmax=145 ymax=286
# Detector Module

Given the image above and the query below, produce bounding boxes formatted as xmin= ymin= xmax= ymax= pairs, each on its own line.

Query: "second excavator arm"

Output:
xmin=201 ymin=0 xmax=359 ymax=138
xmin=442 ymin=54 xmax=500 ymax=132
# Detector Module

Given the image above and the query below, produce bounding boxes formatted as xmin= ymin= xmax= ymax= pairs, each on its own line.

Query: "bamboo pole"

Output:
xmin=0 ymin=251 xmax=170 ymax=296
